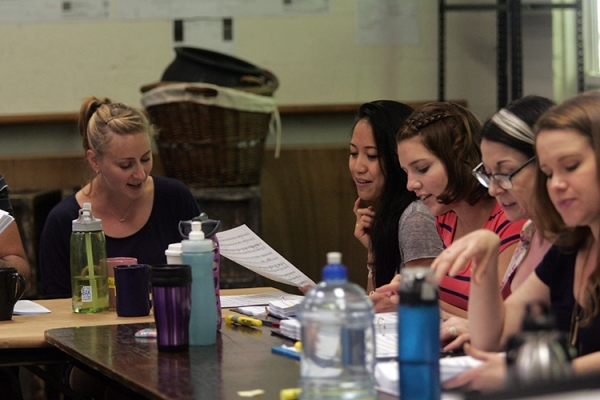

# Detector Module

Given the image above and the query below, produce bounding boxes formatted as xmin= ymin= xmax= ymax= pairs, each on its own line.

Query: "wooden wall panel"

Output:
xmin=260 ymin=146 xmax=366 ymax=290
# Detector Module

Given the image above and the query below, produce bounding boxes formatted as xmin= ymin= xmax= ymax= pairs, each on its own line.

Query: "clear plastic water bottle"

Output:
xmin=297 ymin=252 xmax=376 ymax=400
xmin=398 ymin=267 xmax=440 ymax=400
xmin=70 ymin=202 xmax=109 ymax=313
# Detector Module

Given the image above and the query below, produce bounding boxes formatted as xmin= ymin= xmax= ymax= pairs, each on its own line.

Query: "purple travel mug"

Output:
xmin=150 ymin=264 xmax=192 ymax=352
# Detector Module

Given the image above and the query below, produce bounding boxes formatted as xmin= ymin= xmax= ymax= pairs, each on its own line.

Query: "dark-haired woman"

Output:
xmin=351 ymin=100 xmax=443 ymax=312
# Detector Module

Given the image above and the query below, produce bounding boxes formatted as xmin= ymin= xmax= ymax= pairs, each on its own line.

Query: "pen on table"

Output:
xmin=270 ymin=330 xmax=297 ymax=341
xmin=225 ymin=314 xmax=280 ymax=328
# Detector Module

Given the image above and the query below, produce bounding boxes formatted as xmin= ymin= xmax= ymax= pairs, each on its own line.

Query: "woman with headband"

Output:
xmin=473 ymin=95 xmax=556 ymax=298
xmin=432 ymin=95 xmax=556 ymax=387
xmin=436 ymin=96 xmax=555 ymax=351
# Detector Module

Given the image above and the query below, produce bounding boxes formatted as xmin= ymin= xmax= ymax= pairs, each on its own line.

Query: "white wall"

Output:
xmin=0 ymin=1 xmax=565 ymax=155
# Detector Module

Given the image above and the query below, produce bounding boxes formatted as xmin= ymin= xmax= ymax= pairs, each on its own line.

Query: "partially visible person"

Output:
xmin=350 ymin=100 xmax=442 ymax=312
xmin=0 ymin=174 xmax=30 ymax=289
xmin=0 ymin=173 xmax=31 ymax=400
xmin=394 ymin=102 xmax=525 ymax=319
xmin=40 ymin=96 xmax=200 ymax=299
xmin=39 ymin=96 xmax=200 ymax=399
xmin=434 ymin=91 xmax=600 ymax=391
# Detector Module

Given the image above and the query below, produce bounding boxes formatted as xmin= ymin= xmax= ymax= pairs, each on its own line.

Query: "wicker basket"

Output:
xmin=141 ymin=82 xmax=280 ymax=188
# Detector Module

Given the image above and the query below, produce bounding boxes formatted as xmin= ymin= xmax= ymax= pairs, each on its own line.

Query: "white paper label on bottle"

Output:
xmin=81 ymin=286 xmax=92 ymax=302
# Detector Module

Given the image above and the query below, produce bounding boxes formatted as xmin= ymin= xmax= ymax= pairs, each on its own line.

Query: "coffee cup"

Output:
xmin=114 ymin=264 xmax=152 ymax=317
xmin=165 ymin=243 xmax=182 ymax=265
xmin=150 ymin=264 xmax=192 ymax=352
xmin=107 ymin=257 xmax=138 ymax=310
xmin=0 ymin=268 xmax=26 ymax=321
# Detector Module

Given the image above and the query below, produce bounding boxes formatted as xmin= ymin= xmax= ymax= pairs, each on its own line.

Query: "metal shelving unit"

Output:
xmin=438 ymin=0 xmax=583 ymax=109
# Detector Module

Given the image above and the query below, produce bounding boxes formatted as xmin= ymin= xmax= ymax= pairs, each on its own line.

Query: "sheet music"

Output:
xmin=216 ymin=225 xmax=316 ymax=287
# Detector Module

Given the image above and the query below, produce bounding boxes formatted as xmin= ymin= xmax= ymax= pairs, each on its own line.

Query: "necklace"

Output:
xmin=109 ymin=200 xmax=135 ymax=223
xmin=570 ymin=243 xmax=594 ymax=347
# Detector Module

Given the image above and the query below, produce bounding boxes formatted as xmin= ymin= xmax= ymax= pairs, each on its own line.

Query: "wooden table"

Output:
xmin=0 ymin=287 xmax=278 ymax=353
xmin=42 ymin=287 xmax=301 ymax=399
xmin=46 ymin=321 xmax=301 ymax=400
xmin=0 ymin=287 xmax=286 ymax=398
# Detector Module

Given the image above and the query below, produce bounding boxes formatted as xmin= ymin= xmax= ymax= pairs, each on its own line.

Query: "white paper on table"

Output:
xmin=375 ymin=357 xmax=483 ymax=398
xmin=216 ymin=225 xmax=316 ymax=287
xmin=220 ymin=292 xmax=304 ymax=308
xmin=13 ymin=300 xmax=51 ymax=315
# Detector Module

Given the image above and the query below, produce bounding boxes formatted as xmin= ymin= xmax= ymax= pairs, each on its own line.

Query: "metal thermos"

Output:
xmin=506 ymin=301 xmax=576 ymax=385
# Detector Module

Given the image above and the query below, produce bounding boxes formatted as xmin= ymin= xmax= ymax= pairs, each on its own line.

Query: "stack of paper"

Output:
xmin=267 ymin=298 xmax=301 ymax=319
xmin=279 ymin=318 xmax=301 ymax=341
xmin=374 ymin=312 xmax=398 ymax=359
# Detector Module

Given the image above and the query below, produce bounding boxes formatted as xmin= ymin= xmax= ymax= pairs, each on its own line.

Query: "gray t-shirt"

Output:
xmin=397 ymin=200 xmax=443 ymax=272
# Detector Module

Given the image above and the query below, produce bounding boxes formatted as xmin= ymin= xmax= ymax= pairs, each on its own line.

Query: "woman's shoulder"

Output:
xmin=45 ymin=193 xmax=79 ymax=228
xmin=399 ymin=200 xmax=439 ymax=234
xmin=152 ymin=175 xmax=190 ymax=192
xmin=50 ymin=193 xmax=78 ymax=214
xmin=400 ymin=200 xmax=433 ymax=220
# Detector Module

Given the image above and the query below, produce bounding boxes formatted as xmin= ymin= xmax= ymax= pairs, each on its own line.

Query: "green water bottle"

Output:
xmin=70 ymin=202 xmax=109 ymax=313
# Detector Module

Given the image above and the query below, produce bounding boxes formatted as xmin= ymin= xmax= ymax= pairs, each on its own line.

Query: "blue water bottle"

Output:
xmin=398 ymin=267 xmax=440 ymax=400
xmin=181 ymin=221 xmax=217 ymax=346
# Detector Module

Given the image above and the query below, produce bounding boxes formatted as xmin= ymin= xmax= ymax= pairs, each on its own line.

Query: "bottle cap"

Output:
xmin=72 ymin=202 xmax=103 ymax=232
xmin=322 ymin=252 xmax=347 ymax=282
xmin=189 ymin=221 xmax=205 ymax=240
xmin=398 ymin=267 xmax=438 ymax=305
xmin=326 ymin=251 xmax=342 ymax=265
xmin=181 ymin=221 xmax=213 ymax=252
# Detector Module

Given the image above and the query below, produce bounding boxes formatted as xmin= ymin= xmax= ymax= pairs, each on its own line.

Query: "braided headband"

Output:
xmin=491 ymin=109 xmax=534 ymax=145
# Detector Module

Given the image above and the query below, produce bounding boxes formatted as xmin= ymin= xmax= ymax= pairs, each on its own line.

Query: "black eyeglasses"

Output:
xmin=472 ymin=156 xmax=535 ymax=190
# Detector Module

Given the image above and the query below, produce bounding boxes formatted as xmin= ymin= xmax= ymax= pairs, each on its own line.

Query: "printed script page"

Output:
xmin=216 ymin=224 xmax=316 ymax=287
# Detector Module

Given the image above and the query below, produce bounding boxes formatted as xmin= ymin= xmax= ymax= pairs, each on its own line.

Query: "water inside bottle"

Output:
xmin=300 ymin=308 xmax=375 ymax=399
xmin=71 ymin=275 xmax=109 ymax=313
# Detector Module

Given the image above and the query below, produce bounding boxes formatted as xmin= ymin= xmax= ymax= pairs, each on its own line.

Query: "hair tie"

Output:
xmin=491 ymin=109 xmax=534 ymax=145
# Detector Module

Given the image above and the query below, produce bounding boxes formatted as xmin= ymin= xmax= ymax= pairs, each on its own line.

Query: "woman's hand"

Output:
xmin=369 ymin=291 xmax=397 ymax=313
xmin=431 ymin=229 xmax=500 ymax=286
xmin=440 ymin=311 xmax=470 ymax=352
xmin=443 ymin=343 xmax=507 ymax=392
xmin=353 ymin=197 xmax=375 ymax=250
xmin=374 ymin=274 xmax=401 ymax=307
xmin=298 ymin=285 xmax=313 ymax=294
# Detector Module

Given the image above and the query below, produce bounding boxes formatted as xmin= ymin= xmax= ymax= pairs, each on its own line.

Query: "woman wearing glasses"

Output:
xmin=395 ymin=102 xmax=524 ymax=320
xmin=433 ymin=91 xmax=600 ymax=392
xmin=473 ymin=95 xmax=555 ymax=298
